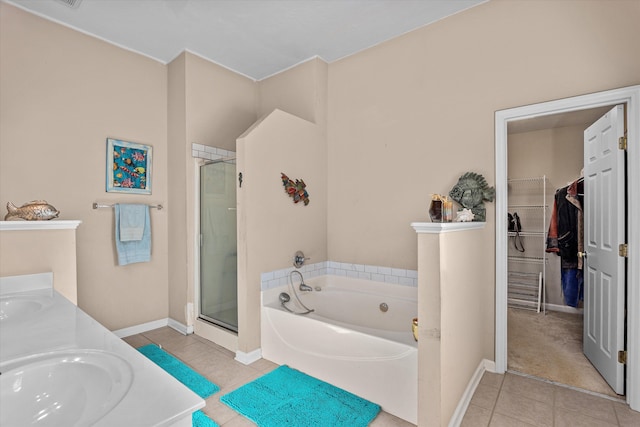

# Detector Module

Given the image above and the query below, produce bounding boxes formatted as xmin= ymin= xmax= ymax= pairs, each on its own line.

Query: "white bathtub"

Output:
xmin=261 ymin=275 xmax=418 ymax=424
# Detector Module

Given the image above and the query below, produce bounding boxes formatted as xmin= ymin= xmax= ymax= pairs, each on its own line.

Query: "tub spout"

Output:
xmin=299 ymin=283 xmax=313 ymax=292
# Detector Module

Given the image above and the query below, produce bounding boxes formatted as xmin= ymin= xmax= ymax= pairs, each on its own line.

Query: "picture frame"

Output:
xmin=106 ymin=138 xmax=152 ymax=194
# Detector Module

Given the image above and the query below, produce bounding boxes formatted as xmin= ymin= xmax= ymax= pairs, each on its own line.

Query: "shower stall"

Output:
xmin=199 ymin=158 xmax=238 ymax=332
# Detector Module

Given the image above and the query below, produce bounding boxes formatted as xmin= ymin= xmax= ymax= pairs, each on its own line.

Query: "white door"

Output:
xmin=583 ymin=104 xmax=626 ymax=395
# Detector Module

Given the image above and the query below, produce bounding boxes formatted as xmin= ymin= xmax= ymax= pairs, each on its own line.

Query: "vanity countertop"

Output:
xmin=0 ymin=274 xmax=204 ymax=427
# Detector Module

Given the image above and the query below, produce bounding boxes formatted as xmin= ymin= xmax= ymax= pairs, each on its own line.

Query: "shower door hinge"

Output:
xmin=619 ymin=136 xmax=627 ymax=150
xmin=619 ymin=350 xmax=627 ymax=364
xmin=619 ymin=243 xmax=628 ymax=258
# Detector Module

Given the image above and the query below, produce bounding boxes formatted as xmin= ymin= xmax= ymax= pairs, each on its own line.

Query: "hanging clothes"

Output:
xmin=547 ymin=178 xmax=584 ymax=307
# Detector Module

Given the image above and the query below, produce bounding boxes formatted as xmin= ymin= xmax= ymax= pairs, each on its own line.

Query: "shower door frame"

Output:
xmin=193 ymin=157 xmax=239 ymax=352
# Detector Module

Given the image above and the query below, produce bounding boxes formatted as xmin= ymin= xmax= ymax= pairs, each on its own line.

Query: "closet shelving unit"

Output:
xmin=507 ymin=176 xmax=548 ymax=313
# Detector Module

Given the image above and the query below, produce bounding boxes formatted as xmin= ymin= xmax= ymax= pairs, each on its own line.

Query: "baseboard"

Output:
xmin=545 ymin=303 xmax=583 ymax=314
xmin=235 ymin=348 xmax=262 ymax=365
xmin=448 ymin=359 xmax=495 ymax=427
xmin=112 ymin=318 xmax=169 ymax=338
xmin=168 ymin=318 xmax=193 ymax=335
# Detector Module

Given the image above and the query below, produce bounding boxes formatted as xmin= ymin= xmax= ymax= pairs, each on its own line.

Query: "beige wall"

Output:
xmin=258 ymin=57 xmax=328 ymax=130
xmin=327 ymin=0 xmax=639 ymax=367
xmin=167 ymin=52 xmax=189 ymax=324
xmin=0 ymin=3 xmax=169 ymax=330
xmin=508 ymin=125 xmax=585 ymax=306
xmin=168 ymin=52 xmax=257 ymax=325
xmin=237 ymin=109 xmax=327 ymax=352
xmin=0 ymin=228 xmax=79 ymax=304
xmin=417 ymin=226 xmax=492 ymax=426
xmin=327 ymin=0 xmax=640 ymax=270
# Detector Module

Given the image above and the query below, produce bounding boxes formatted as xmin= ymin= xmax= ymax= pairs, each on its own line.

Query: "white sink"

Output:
xmin=0 ymin=296 xmax=52 ymax=323
xmin=0 ymin=350 xmax=134 ymax=426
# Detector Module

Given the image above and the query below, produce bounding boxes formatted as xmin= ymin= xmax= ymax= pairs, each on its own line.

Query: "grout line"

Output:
xmin=506 ymin=369 xmax=625 ymax=404
xmin=487 ymin=372 xmax=506 ymax=425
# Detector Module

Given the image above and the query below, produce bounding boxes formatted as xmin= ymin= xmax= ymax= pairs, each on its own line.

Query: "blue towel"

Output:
xmin=119 ymin=204 xmax=147 ymax=241
xmin=115 ymin=204 xmax=151 ymax=265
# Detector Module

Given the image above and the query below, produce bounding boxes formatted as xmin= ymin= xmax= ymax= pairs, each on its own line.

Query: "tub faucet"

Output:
xmin=299 ymin=283 xmax=313 ymax=292
xmin=290 ymin=270 xmax=312 ymax=292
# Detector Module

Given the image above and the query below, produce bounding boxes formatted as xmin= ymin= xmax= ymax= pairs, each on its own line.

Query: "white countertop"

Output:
xmin=0 ymin=220 xmax=82 ymax=231
xmin=0 ymin=274 xmax=204 ymax=427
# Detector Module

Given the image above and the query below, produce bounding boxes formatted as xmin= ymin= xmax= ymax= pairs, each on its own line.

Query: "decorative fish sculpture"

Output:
xmin=4 ymin=200 xmax=60 ymax=221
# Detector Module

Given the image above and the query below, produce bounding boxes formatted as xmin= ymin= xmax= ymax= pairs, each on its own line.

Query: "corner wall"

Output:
xmin=236 ymin=109 xmax=327 ymax=352
xmin=168 ymin=51 xmax=257 ymax=325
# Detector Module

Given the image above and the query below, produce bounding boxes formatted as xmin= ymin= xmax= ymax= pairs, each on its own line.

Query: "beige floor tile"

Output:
xmin=554 ymin=409 xmax=618 ymax=427
xmin=460 ymin=404 xmax=491 ymax=427
xmin=479 ymin=371 xmax=504 ymax=390
xmin=494 ymin=391 xmax=553 ymax=427
xmin=613 ymin=401 xmax=640 ymax=427
xmin=122 ymin=333 xmax=152 ymax=348
xmin=248 ymin=357 xmax=278 ymax=373
xmin=469 ymin=382 xmax=501 ymax=410
xmin=501 ymin=373 xmax=555 ymax=405
xmin=220 ymin=414 xmax=256 ymax=426
xmin=203 ymin=397 xmax=241 ymax=426
xmin=369 ymin=410 xmax=416 ymax=426
xmin=489 ymin=413 xmax=538 ymax=427
xmin=554 ymin=386 xmax=617 ymax=423
xmin=199 ymin=357 xmax=262 ymax=388
xmin=169 ymin=338 xmax=219 ymax=363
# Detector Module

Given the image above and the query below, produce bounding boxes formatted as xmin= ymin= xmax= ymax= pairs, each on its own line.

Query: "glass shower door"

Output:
xmin=199 ymin=160 xmax=238 ymax=332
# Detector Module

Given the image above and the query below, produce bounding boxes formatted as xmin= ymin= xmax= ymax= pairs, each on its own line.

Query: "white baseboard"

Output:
xmin=168 ymin=318 xmax=193 ymax=335
xmin=112 ymin=317 xmax=193 ymax=338
xmin=235 ymin=348 xmax=262 ymax=365
xmin=545 ymin=303 xmax=583 ymax=314
xmin=112 ymin=318 xmax=169 ymax=338
xmin=448 ymin=359 xmax=495 ymax=427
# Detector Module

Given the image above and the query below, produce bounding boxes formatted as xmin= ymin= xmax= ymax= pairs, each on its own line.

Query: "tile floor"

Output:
xmin=461 ymin=371 xmax=640 ymax=427
xmin=123 ymin=327 xmax=640 ymax=427
xmin=122 ymin=327 xmax=413 ymax=426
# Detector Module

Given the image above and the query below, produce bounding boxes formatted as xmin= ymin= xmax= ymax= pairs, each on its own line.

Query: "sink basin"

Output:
xmin=0 ymin=296 xmax=52 ymax=323
xmin=0 ymin=350 xmax=134 ymax=426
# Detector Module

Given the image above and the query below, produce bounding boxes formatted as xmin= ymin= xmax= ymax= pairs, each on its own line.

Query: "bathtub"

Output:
xmin=261 ymin=275 xmax=418 ymax=424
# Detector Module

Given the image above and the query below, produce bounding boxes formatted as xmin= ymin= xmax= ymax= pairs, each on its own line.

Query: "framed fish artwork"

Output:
xmin=106 ymin=138 xmax=152 ymax=194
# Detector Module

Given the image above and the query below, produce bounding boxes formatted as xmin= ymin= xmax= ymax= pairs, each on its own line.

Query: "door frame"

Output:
xmin=495 ymin=85 xmax=640 ymax=410
xmin=194 ymin=158 xmax=239 ymax=353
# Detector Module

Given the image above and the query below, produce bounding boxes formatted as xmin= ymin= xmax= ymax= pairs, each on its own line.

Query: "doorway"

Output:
xmin=199 ymin=158 xmax=238 ymax=332
xmin=506 ymin=106 xmax=619 ymax=396
xmin=495 ymin=85 xmax=640 ymax=411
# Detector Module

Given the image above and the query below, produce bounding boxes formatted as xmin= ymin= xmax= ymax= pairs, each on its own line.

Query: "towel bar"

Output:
xmin=93 ymin=203 xmax=163 ymax=210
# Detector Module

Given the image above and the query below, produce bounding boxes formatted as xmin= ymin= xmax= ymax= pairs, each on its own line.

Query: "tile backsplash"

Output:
xmin=261 ymin=261 xmax=417 ymax=291
xmin=192 ymin=143 xmax=234 ymax=161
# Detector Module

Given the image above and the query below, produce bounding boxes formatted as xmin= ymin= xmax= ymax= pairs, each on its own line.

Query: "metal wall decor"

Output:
xmin=281 ymin=173 xmax=309 ymax=205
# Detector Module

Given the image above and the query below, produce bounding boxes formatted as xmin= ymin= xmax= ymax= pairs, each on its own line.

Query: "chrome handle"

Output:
xmin=293 ymin=251 xmax=310 ymax=268
xmin=578 ymin=251 xmax=588 ymax=259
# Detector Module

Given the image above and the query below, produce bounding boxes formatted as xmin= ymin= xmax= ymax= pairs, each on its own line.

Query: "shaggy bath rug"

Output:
xmin=137 ymin=344 xmax=219 ymax=427
xmin=220 ymin=365 xmax=381 ymax=427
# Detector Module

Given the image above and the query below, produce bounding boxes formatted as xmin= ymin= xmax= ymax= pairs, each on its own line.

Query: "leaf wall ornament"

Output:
xmin=281 ymin=173 xmax=309 ymax=206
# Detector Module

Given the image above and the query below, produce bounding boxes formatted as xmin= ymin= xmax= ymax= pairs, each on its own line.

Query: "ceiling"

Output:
xmin=507 ymin=106 xmax=613 ymax=135
xmin=6 ymin=0 xmax=485 ymax=80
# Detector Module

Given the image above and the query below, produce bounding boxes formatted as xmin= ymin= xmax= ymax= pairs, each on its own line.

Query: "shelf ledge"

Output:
xmin=411 ymin=222 xmax=485 ymax=234
xmin=0 ymin=220 xmax=82 ymax=231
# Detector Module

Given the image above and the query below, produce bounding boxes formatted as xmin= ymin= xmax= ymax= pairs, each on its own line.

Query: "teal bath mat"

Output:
xmin=220 ymin=365 xmax=381 ymax=427
xmin=137 ymin=344 xmax=219 ymax=427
